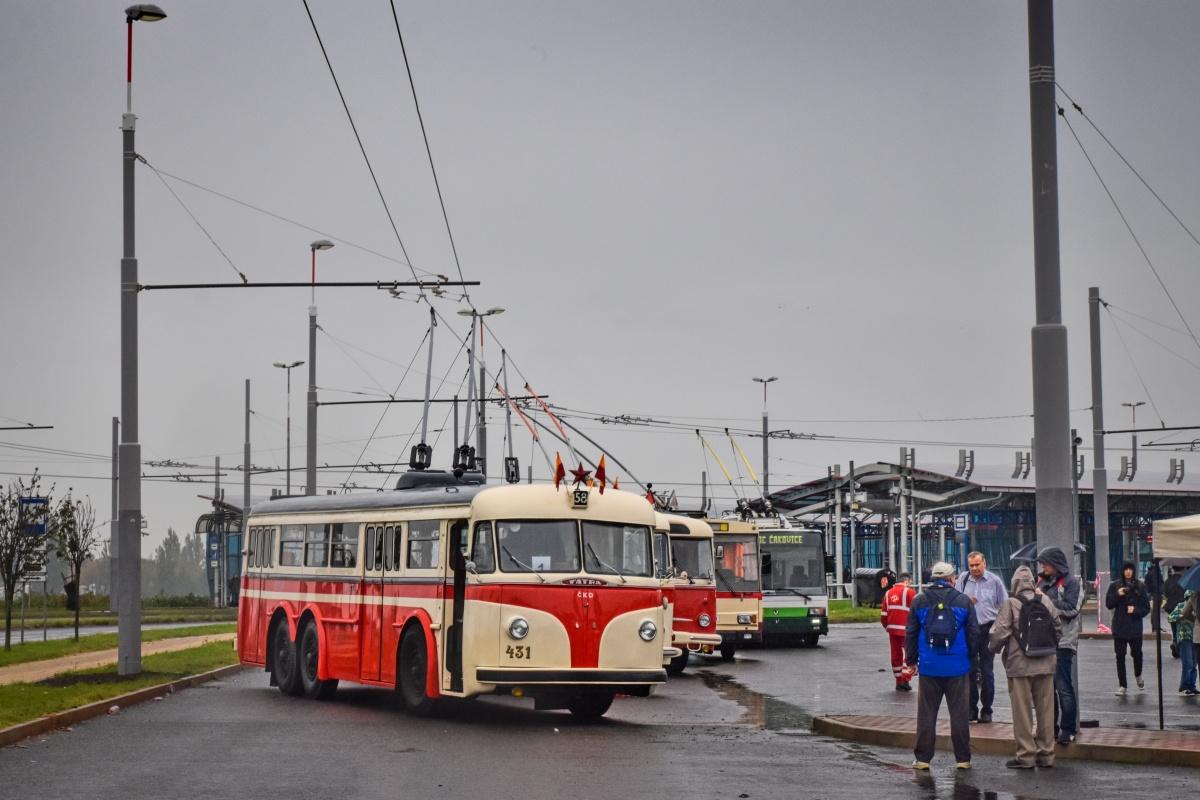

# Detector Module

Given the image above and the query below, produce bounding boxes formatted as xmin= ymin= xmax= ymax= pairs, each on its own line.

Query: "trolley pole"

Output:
xmin=1027 ymin=0 xmax=1075 ymax=557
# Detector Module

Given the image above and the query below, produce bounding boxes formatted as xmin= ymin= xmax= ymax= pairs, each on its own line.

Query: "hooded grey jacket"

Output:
xmin=989 ymin=566 xmax=1061 ymax=677
xmin=1036 ymin=546 xmax=1084 ymax=652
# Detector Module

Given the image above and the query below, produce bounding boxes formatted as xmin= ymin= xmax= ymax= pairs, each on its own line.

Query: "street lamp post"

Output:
xmin=752 ymin=377 xmax=777 ymax=496
xmin=457 ymin=308 xmax=505 ymax=476
xmin=117 ymin=2 xmax=167 ymax=678
xmin=307 ymin=240 xmax=333 ymax=495
xmin=273 ymin=361 xmax=304 ymax=495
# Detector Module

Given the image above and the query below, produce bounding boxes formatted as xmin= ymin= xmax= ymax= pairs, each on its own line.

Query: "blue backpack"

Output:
xmin=926 ymin=597 xmax=960 ymax=652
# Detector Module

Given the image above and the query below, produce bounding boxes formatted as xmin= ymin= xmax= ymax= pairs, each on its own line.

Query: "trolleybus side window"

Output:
xmin=305 ymin=524 xmax=329 ymax=568
xmin=267 ymin=528 xmax=274 ymax=567
xmin=364 ymin=526 xmax=377 ymax=571
xmin=383 ymin=525 xmax=396 ymax=571
xmin=392 ymin=523 xmax=404 ymax=570
xmin=280 ymin=524 xmax=304 ymax=567
xmin=497 ymin=520 xmax=580 ymax=573
xmin=471 ymin=522 xmax=495 ymax=573
xmin=583 ymin=522 xmax=652 ymax=577
xmin=330 ymin=523 xmax=357 ymax=569
xmin=408 ymin=520 xmax=440 ymax=570
xmin=246 ymin=528 xmax=255 ymax=568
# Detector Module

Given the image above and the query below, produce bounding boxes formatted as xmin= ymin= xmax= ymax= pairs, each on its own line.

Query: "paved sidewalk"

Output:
xmin=0 ymin=633 xmax=236 ymax=686
xmin=814 ymin=713 xmax=1200 ymax=767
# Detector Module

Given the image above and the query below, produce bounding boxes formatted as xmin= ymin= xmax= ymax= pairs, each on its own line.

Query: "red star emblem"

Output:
xmin=570 ymin=464 xmax=592 ymax=488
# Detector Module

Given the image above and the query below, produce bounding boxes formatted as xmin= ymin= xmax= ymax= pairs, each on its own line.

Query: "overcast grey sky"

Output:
xmin=3 ymin=1 xmax=1200 ymax=550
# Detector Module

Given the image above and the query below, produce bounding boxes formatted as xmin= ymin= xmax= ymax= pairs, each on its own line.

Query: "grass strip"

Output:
xmin=12 ymin=608 xmax=237 ymax=630
xmin=827 ymin=599 xmax=884 ymax=624
xmin=0 ymin=640 xmax=239 ymax=729
xmin=0 ymin=623 xmax=236 ymax=668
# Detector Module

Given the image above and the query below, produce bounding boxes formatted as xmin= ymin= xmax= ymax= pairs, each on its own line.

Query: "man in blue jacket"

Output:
xmin=905 ymin=561 xmax=979 ymax=770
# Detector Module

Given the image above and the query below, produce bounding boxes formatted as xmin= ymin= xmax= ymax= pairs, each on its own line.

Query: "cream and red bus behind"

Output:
xmin=660 ymin=514 xmax=720 ymax=674
xmin=709 ymin=518 xmax=762 ymax=661
xmin=237 ymin=474 xmax=669 ymax=719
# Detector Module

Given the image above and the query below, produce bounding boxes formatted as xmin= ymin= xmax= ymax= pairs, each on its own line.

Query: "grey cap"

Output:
xmin=930 ymin=561 xmax=955 ymax=579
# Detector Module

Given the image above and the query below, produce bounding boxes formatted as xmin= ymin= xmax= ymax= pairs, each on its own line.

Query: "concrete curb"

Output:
xmin=812 ymin=714 xmax=1200 ymax=768
xmin=0 ymin=663 xmax=249 ymax=749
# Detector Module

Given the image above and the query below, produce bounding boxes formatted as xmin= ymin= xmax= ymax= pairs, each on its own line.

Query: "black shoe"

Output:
xmin=1056 ymin=733 xmax=1075 ymax=746
xmin=1036 ymin=760 xmax=1055 ymax=768
xmin=897 ymin=682 xmax=912 ymax=692
xmin=1005 ymin=759 xmax=1034 ymax=769
xmin=979 ymin=712 xmax=993 ymax=724
xmin=969 ymin=713 xmax=979 ymax=723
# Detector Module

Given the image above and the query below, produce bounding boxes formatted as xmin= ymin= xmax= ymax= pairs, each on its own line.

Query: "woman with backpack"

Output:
xmin=988 ymin=565 xmax=1062 ymax=769
xmin=1105 ymin=562 xmax=1151 ymax=695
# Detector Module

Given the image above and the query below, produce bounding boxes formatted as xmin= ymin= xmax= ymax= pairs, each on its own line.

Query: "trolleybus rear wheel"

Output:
xmin=298 ymin=619 xmax=339 ymax=700
xmin=271 ymin=621 xmax=303 ymax=697
xmin=398 ymin=626 xmax=435 ymax=716
xmin=666 ymin=650 xmax=689 ymax=676
xmin=719 ymin=643 xmax=736 ymax=662
xmin=567 ymin=691 xmax=614 ymax=720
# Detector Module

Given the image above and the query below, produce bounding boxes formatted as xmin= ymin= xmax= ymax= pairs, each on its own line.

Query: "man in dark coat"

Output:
xmin=1037 ymin=546 xmax=1084 ymax=745
xmin=1105 ymin=562 xmax=1151 ymax=695
xmin=1165 ymin=567 xmax=1186 ymax=658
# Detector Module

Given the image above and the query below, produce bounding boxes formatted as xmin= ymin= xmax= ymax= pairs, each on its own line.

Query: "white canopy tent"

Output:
xmin=1152 ymin=514 xmax=1200 ymax=559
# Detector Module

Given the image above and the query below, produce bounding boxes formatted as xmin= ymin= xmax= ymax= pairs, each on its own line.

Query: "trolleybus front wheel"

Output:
xmin=271 ymin=621 xmax=303 ymax=697
xmin=666 ymin=650 xmax=689 ymax=676
xmin=398 ymin=626 xmax=436 ymax=716
xmin=298 ymin=619 xmax=339 ymax=700
xmin=718 ymin=643 xmax=736 ymax=662
xmin=567 ymin=691 xmax=614 ymax=720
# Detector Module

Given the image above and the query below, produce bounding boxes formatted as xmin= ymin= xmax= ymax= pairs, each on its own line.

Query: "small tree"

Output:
xmin=51 ymin=492 xmax=100 ymax=640
xmin=0 ymin=472 xmax=52 ymax=650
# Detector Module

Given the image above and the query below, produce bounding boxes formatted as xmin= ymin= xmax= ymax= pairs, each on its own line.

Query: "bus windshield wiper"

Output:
xmin=715 ymin=567 xmax=741 ymax=597
xmin=501 ymin=546 xmax=545 ymax=582
xmin=781 ymin=588 xmax=813 ymax=600
xmin=585 ymin=542 xmax=627 ymax=584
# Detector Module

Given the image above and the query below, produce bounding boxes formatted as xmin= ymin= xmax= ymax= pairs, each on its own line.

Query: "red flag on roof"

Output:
xmin=595 ymin=455 xmax=608 ymax=494
xmin=613 ymin=477 xmax=620 ymax=490
xmin=553 ymin=452 xmax=566 ymax=489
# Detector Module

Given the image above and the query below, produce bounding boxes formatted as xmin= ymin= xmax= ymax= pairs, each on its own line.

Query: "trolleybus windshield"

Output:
xmin=761 ymin=531 xmax=825 ymax=596
xmin=714 ymin=534 xmax=759 ymax=593
xmin=582 ymin=522 xmax=653 ymax=577
xmin=670 ymin=538 xmax=714 ymax=581
xmin=497 ymin=520 xmax=580 ymax=573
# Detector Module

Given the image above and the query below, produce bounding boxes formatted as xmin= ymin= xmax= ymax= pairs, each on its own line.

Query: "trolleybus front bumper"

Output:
xmin=476 ymin=668 xmax=668 ymax=685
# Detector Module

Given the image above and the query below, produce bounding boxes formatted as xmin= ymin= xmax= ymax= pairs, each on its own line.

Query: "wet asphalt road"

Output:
xmin=2 ymin=625 xmax=1198 ymax=800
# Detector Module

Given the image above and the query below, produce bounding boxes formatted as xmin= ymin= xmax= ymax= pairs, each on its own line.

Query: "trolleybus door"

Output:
xmin=444 ymin=519 xmax=469 ymax=693
xmin=359 ymin=523 xmax=387 ymax=681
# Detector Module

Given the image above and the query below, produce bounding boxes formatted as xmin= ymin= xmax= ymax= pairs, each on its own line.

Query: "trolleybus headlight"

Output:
xmin=737 ymin=613 xmax=753 ymax=625
xmin=508 ymin=617 xmax=530 ymax=640
xmin=698 ymin=613 xmax=712 ymax=629
xmin=638 ymin=620 xmax=658 ymax=642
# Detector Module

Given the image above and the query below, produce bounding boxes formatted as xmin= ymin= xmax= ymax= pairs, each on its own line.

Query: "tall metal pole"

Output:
xmin=118 ymin=12 xmax=148 ymax=677
xmin=762 ymin=411 xmax=769 ymax=496
xmin=244 ymin=379 xmax=251 ymax=515
xmin=215 ymin=456 xmax=224 ymax=607
xmin=848 ymin=461 xmax=858 ymax=607
xmin=1089 ymin=287 xmax=1111 ymax=592
xmin=478 ymin=364 xmax=487 ymax=478
xmin=1027 ymin=0 xmax=1075 ymax=557
xmin=285 ymin=367 xmax=292 ymax=494
xmin=899 ymin=473 xmax=909 ymax=575
xmin=305 ymin=305 xmax=317 ymax=495
xmin=109 ymin=416 xmax=119 ymax=613
xmin=833 ymin=465 xmax=843 ymax=599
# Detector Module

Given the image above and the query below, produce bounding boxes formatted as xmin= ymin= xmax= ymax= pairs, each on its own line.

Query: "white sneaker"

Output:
xmin=1115 ymin=686 xmax=1127 ymax=696
xmin=1136 ymin=675 xmax=1145 ymax=690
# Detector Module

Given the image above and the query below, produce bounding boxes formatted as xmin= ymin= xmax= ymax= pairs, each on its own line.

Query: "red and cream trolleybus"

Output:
xmin=709 ymin=518 xmax=763 ymax=661
xmin=659 ymin=513 xmax=720 ymax=674
xmin=237 ymin=473 xmax=670 ymax=719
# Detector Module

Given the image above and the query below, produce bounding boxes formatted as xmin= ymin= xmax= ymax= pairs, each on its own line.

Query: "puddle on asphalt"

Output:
xmin=697 ymin=670 xmax=1048 ymax=800
xmin=697 ymin=671 xmax=812 ymax=733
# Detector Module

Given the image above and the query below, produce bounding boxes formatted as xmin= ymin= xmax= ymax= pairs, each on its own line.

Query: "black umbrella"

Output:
xmin=1009 ymin=542 xmax=1088 ymax=563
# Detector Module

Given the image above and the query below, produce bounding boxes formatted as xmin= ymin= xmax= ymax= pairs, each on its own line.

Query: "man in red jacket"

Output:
xmin=882 ymin=572 xmax=916 ymax=691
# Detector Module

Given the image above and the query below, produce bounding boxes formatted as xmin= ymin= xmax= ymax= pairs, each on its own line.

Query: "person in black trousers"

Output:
xmin=1105 ymin=562 xmax=1151 ymax=695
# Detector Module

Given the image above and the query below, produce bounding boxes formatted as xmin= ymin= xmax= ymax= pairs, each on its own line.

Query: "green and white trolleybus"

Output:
xmin=758 ymin=523 xmax=828 ymax=645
